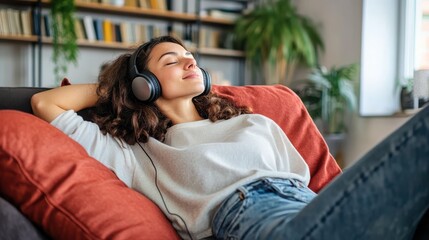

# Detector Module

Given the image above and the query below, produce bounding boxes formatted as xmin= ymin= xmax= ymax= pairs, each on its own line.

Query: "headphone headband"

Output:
xmin=129 ymin=41 xmax=211 ymax=103
xmin=128 ymin=42 xmax=150 ymax=80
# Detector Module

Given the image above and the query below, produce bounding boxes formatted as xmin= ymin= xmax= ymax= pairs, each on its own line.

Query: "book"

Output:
xmin=6 ymin=9 xmax=17 ymax=35
xmin=157 ymin=0 xmax=167 ymax=11
xmin=43 ymin=14 xmax=51 ymax=37
xmin=114 ymin=23 xmax=122 ymax=42
xmin=149 ymin=0 xmax=159 ymax=10
xmin=31 ymin=8 xmax=41 ymax=35
xmin=128 ymin=22 xmax=136 ymax=43
xmin=103 ymin=19 xmax=113 ymax=42
xmin=40 ymin=14 xmax=46 ymax=37
xmin=204 ymin=8 xmax=242 ymax=21
xmin=124 ymin=0 xmax=137 ymax=7
xmin=0 ymin=10 xmax=4 ymax=34
xmin=138 ymin=0 xmax=148 ymax=8
xmin=93 ymin=18 xmax=104 ymax=41
xmin=120 ymin=21 xmax=129 ymax=43
xmin=0 ymin=9 xmax=9 ymax=35
xmin=20 ymin=10 xmax=32 ymax=36
xmin=83 ymin=16 xmax=96 ymax=41
xmin=166 ymin=0 xmax=172 ymax=11
xmin=74 ymin=18 xmax=85 ymax=40
xmin=110 ymin=0 xmax=125 ymax=7
xmin=13 ymin=9 xmax=23 ymax=35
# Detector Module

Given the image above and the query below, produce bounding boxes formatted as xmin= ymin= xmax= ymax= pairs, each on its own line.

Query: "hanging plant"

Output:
xmin=50 ymin=0 xmax=78 ymax=84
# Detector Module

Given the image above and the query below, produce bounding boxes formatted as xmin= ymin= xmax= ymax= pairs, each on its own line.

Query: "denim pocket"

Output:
xmin=265 ymin=179 xmax=316 ymax=203
xmin=212 ymin=190 xmax=247 ymax=239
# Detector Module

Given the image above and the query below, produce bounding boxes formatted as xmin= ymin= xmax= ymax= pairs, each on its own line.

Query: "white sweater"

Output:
xmin=51 ymin=111 xmax=310 ymax=239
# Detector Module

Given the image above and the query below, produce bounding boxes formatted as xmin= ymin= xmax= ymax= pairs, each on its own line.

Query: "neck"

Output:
xmin=155 ymin=98 xmax=204 ymax=125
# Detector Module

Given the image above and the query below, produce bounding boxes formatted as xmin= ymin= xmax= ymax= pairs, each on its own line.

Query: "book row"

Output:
xmin=76 ymin=0 xmax=172 ymax=11
xmin=0 ymin=8 xmax=32 ymax=36
xmin=0 ymin=7 xmax=235 ymax=49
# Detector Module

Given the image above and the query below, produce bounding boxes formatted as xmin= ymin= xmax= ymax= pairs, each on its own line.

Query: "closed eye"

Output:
xmin=165 ymin=62 xmax=177 ymax=66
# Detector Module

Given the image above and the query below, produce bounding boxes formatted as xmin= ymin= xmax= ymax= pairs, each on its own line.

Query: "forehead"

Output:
xmin=150 ymin=42 xmax=186 ymax=58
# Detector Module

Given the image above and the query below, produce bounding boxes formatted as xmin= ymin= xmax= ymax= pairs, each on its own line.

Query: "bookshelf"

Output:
xmin=0 ymin=0 xmax=250 ymax=86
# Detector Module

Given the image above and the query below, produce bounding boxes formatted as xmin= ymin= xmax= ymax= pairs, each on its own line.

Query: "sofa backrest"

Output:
xmin=0 ymin=85 xmax=341 ymax=192
xmin=0 ymin=87 xmax=48 ymax=114
xmin=0 ymin=87 xmax=92 ymax=120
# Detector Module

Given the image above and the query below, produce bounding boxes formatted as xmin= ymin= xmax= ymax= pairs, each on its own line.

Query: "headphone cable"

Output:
xmin=136 ymin=141 xmax=193 ymax=240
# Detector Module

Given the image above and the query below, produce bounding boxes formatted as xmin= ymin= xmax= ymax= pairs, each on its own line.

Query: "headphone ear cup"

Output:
xmin=131 ymin=71 xmax=161 ymax=102
xmin=199 ymin=67 xmax=212 ymax=96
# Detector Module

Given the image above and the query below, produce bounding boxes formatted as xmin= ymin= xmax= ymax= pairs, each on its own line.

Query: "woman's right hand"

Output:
xmin=31 ymin=83 xmax=99 ymax=123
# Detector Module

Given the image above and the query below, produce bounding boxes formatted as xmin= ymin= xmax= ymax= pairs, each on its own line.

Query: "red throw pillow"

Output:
xmin=212 ymin=85 xmax=342 ymax=192
xmin=0 ymin=110 xmax=180 ymax=240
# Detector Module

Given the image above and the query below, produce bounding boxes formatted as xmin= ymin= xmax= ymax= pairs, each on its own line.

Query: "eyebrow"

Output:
xmin=158 ymin=51 xmax=193 ymax=61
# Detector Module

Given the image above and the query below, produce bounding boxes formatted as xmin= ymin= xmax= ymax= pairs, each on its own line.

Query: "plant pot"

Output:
xmin=400 ymin=87 xmax=414 ymax=111
xmin=324 ymin=133 xmax=346 ymax=159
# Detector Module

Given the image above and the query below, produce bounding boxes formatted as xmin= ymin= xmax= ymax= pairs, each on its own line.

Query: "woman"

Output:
xmin=32 ymin=36 xmax=429 ymax=240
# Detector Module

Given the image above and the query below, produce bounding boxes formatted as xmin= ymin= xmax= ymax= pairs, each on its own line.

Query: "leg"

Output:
xmin=413 ymin=208 xmax=429 ymax=240
xmin=281 ymin=106 xmax=429 ymax=240
xmin=212 ymin=178 xmax=316 ymax=240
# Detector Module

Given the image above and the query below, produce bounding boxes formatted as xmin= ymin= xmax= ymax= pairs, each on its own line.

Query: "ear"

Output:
xmin=61 ymin=78 xmax=71 ymax=86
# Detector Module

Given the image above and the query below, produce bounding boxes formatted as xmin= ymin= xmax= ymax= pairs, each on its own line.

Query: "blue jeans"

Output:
xmin=212 ymin=106 xmax=429 ymax=240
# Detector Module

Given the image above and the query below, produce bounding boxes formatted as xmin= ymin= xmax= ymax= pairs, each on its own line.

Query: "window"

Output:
xmin=416 ymin=0 xmax=429 ymax=69
xmin=410 ymin=0 xmax=429 ymax=109
xmin=360 ymin=0 xmax=400 ymax=116
xmin=360 ymin=0 xmax=428 ymax=116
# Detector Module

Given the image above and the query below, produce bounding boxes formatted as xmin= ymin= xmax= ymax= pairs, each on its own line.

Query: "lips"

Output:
xmin=183 ymin=71 xmax=200 ymax=79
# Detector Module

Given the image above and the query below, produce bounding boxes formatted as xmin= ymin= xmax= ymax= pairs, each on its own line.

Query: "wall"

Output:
xmin=0 ymin=0 xmax=411 ymax=168
xmin=293 ymin=0 xmax=410 ymax=167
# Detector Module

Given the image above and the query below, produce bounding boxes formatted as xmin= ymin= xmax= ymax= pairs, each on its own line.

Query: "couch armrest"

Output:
xmin=0 ymin=87 xmax=49 ymax=114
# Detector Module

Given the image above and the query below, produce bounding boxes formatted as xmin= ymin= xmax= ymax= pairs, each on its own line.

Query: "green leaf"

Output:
xmin=234 ymin=0 xmax=324 ymax=84
xmin=51 ymin=0 xmax=78 ymax=84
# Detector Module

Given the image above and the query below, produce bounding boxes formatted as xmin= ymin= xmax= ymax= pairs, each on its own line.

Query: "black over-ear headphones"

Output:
xmin=129 ymin=42 xmax=212 ymax=103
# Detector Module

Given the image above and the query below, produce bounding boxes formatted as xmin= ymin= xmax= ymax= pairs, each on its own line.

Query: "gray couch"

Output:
xmin=0 ymin=87 xmax=428 ymax=240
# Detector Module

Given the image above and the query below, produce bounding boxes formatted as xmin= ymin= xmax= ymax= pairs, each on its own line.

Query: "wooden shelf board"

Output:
xmin=198 ymin=47 xmax=245 ymax=58
xmin=0 ymin=35 xmax=244 ymax=57
xmin=75 ymin=2 xmax=197 ymax=22
xmin=1 ymin=0 xmax=197 ymax=22
xmin=200 ymin=16 xmax=235 ymax=25
xmin=39 ymin=37 xmax=136 ymax=50
xmin=0 ymin=35 xmax=38 ymax=42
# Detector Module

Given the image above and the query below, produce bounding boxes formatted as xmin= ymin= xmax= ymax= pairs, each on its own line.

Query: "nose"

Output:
xmin=185 ymin=57 xmax=197 ymax=70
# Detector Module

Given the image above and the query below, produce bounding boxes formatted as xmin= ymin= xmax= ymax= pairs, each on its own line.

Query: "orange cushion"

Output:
xmin=0 ymin=110 xmax=180 ymax=240
xmin=213 ymin=85 xmax=341 ymax=192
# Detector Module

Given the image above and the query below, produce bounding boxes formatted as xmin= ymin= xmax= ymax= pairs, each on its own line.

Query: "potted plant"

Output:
xmin=50 ymin=0 xmax=78 ymax=83
xmin=234 ymin=0 xmax=324 ymax=85
xmin=398 ymin=77 xmax=414 ymax=111
xmin=294 ymin=64 xmax=358 ymax=159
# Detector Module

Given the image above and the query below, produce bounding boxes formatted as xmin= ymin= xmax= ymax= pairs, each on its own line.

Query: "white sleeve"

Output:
xmin=50 ymin=110 xmax=136 ymax=186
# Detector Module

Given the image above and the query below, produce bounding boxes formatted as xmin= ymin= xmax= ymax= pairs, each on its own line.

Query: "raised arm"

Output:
xmin=31 ymin=84 xmax=99 ymax=123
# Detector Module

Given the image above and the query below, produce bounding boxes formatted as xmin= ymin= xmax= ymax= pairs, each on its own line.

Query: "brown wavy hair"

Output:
xmin=92 ymin=36 xmax=251 ymax=145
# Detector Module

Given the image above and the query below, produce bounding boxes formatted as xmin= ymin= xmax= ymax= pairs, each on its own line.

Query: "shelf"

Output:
xmin=198 ymin=47 xmax=244 ymax=58
xmin=0 ymin=35 xmax=38 ymax=43
xmin=199 ymin=16 xmax=235 ymax=25
xmin=75 ymin=2 xmax=197 ymax=22
xmin=1 ymin=0 xmax=247 ymax=86
xmin=391 ymin=108 xmax=423 ymax=118
xmin=0 ymin=0 xmax=235 ymax=24
xmin=0 ymin=35 xmax=244 ymax=57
